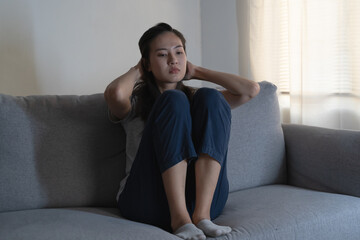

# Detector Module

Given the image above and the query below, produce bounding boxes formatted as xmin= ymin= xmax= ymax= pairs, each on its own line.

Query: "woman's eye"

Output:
xmin=177 ymin=51 xmax=183 ymax=55
xmin=157 ymin=53 xmax=167 ymax=57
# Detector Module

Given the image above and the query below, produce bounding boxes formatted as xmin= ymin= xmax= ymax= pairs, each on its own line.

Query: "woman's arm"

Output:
xmin=184 ymin=62 xmax=260 ymax=109
xmin=104 ymin=62 xmax=141 ymax=120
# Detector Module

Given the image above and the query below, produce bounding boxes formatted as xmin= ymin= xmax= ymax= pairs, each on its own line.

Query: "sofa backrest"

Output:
xmin=0 ymin=94 xmax=126 ymax=212
xmin=0 ymin=81 xmax=286 ymax=212
xmin=227 ymin=81 xmax=286 ymax=192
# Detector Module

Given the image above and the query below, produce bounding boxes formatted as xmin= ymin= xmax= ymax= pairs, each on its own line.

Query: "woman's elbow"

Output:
xmin=248 ymin=82 xmax=260 ymax=99
xmin=104 ymin=86 xmax=114 ymax=104
xmin=104 ymin=85 xmax=122 ymax=104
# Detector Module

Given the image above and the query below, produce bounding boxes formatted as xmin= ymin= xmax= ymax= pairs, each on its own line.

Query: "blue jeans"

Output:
xmin=118 ymin=88 xmax=232 ymax=231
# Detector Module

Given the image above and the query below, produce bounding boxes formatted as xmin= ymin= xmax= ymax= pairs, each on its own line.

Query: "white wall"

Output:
xmin=200 ymin=0 xmax=239 ymax=88
xmin=0 ymin=0 xmax=242 ymax=96
xmin=0 ymin=0 xmax=202 ymax=96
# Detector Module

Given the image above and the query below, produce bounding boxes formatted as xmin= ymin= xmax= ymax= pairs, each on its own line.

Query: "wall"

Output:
xmin=0 ymin=0 xmax=202 ymax=96
xmin=200 ymin=0 xmax=239 ymax=88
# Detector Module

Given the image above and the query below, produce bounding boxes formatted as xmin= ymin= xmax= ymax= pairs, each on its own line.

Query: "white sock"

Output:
xmin=196 ymin=219 xmax=232 ymax=237
xmin=174 ymin=223 xmax=206 ymax=240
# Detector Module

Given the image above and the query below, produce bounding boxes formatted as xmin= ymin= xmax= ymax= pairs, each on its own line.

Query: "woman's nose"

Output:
xmin=168 ymin=53 xmax=178 ymax=65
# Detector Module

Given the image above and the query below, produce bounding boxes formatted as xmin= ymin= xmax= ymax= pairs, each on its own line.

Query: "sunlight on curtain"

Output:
xmin=241 ymin=0 xmax=360 ymax=130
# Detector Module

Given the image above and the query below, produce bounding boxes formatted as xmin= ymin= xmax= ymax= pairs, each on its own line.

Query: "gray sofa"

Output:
xmin=1 ymin=81 xmax=360 ymax=240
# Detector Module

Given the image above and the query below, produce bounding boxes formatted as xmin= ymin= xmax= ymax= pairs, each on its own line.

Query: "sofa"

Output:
xmin=1 ymin=81 xmax=360 ymax=240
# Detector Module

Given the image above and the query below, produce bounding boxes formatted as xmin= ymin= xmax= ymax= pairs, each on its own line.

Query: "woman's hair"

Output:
xmin=133 ymin=22 xmax=195 ymax=121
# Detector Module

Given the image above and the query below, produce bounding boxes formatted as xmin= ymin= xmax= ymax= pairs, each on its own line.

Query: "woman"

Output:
xmin=104 ymin=23 xmax=259 ymax=240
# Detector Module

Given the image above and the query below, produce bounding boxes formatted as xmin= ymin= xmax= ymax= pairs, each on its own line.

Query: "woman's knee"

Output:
xmin=193 ymin=88 xmax=230 ymax=112
xmin=156 ymin=90 xmax=190 ymax=115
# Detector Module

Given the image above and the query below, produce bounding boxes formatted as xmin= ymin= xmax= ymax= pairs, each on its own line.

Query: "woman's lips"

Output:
xmin=169 ymin=67 xmax=180 ymax=74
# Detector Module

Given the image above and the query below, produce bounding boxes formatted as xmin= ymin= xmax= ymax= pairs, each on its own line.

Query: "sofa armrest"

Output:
xmin=282 ymin=124 xmax=360 ymax=197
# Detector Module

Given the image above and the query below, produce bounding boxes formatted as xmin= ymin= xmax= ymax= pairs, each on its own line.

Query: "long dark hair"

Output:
xmin=133 ymin=23 xmax=195 ymax=121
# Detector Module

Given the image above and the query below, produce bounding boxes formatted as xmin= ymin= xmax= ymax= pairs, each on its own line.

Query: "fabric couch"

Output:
xmin=1 ymin=81 xmax=360 ymax=240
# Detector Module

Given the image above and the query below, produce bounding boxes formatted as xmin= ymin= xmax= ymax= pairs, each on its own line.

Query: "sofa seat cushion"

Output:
xmin=0 ymin=208 xmax=178 ymax=240
xmin=214 ymin=185 xmax=360 ymax=240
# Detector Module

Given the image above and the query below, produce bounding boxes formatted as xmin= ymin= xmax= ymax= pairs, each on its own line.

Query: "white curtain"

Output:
xmin=238 ymin=0 xmax=360 ymax=130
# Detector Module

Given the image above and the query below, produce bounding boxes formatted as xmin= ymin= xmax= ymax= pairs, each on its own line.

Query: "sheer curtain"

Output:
xmin=238 ymin=0 xmax=360 ymax=130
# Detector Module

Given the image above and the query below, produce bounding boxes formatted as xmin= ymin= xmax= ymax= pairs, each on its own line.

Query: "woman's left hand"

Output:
xmin=183 ymin=61 xmax=197 ymax=80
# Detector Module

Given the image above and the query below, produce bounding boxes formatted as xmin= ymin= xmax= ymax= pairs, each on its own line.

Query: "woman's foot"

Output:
xmin=174 ymin=223 xmax=206 ymax=240
xmin=196 ymin=219 xmax=232 ymax=237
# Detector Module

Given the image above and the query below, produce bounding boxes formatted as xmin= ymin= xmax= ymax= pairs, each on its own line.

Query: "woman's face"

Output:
xmin=147 ymin=32 xmax=187 ymax=92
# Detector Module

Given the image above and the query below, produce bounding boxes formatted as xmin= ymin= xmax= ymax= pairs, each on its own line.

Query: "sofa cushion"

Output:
xmin=0 ymin=208 xmax=179 ymax=240
xmin=0 ymin=94 xmax=125 ymax=212
xmin=227 ymin=81 xmax=286 ymax=192
xmin=215 ymin=185 xmax=360 ymax=240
